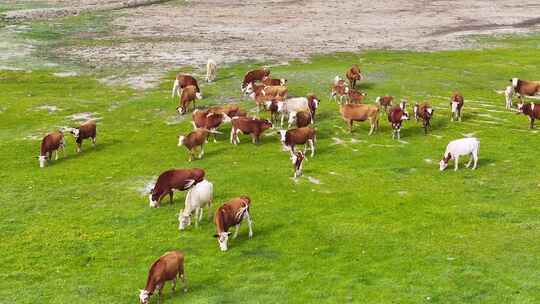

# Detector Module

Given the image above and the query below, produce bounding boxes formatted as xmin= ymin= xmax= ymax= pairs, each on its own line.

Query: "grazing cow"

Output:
xmin=347 ymin=89 xmax=367 ymax=104
xmin=375 ymin=95 xmax=394 ymax=113
xmin=242 ymin=68 xmax=270 ymax=91
xmin=191 ymin=110 xmax=231 ymax=142
xmin=279 ymin=127 xmax=316 ymax=157
xmin=504 ymin=86 xmax=514 ymax=109
xmin=139 ymin=250 xmax=187 ymax=304
xmin=213 ymin=196 xmax=253 ymax=251
xmin=178 ymin=180 xmax=213 ymax=230
xmin=172 ymin=74 xmax=201 ymax=98
xmin=339 ymin=103 xmax=379 ymax=134
xmin=276 ymin=94 xmax=319 ymax=128
xmin=450 ymin=92 xmax=464 ymax=121
xmin=291 ymin=151 xmax=306 ymax=179
xmin=346 ymin=64 xmax=363 ymax=88
xmin=331 ymin=76 xmax=349 ymax=104
xmin=230 ymin=117 xmax=272 ymax=145
xmin=517 ymin=102 xmax=540 ymax=129
xmin=289 ymin=110 xmax=312 ymax=128
xmin=148 ymin=168 xmax=205 ymax=208
xmin=39 ymin=131 xmax=65 ymax=168
xmin=439 ymin=137 xmax=480 ymax=171
xmin=69 ymin=120 xmax=96 ymax=153
xmin=510 ymin=78 xmax=540 ymax=102
xmin=178 ymin=128 xmax=214 ymax=162
xmin=262 ymin=76 xmax=287 ymax=86
xmin=206 ymin=59 xmax=217 ymax=83
xmin=177 ymin=85 xmax=202 ymax=115
xmin=413 ymin=102 xmax=434 ymax=134
xmin=388 ymin=105 xmax=410 ymax=139
xmin=208 ymin=104 xmax=246 ymax=118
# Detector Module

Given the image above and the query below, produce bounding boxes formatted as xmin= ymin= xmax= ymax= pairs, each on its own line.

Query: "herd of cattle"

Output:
xmin=35 ymin=59 xmax=540 ymax=304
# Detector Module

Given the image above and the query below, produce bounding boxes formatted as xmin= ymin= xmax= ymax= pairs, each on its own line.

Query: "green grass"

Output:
xmin=1 ymin=34 xmax=540 ymax=304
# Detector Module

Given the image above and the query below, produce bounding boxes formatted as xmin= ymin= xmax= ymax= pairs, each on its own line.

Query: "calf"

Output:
xmin=172 ymin=74 xmax=201 ymax=98
xmin=388 ymin=105 xmax=410 ymax=139
xmin=450 ymin=92 xmax=464 ymax=121
xmin=346 ymin=64 xmax=363 ymax=88
xmin=348 ymin=89 xmax=367 ymax=104
xmin=242 ymin=68 xmax=270 ymax=92
xmin=279 ymin=127 xmax=316 ymax=157
xmin=517 ymin=102 xmax=540 ymax=129
xmin=213 ymin=196 xmax=253 ymax=251
xmin=510 ymin=78 xmax=540 ymax=102
xmin=205 ymin=59 xmax=217 ymax=83
xmin=413 ymin=102 xmax=434 ymax=134
xmin=177 ymin=85 xmax=202 ymax=115
xmin=331 ymin=76 xmax=349 ymax=104
xmin=149 ymin=168 xmax=205 ymax=208
xmin=290 ymin=110 xmax=312 ymax=128
xmin=439 ymin=137 xmax=480 ymax=171
xmin=191 ymin=110 xmax=231 ymax=142
xmin=262 ymin=76 xmax=287 ymax=86
xmin=139 ymin=250 xmax=187 ymax=304
xmin=339 ymin=103 xmax=379 ymax=134
xmin=178 ymin=180 xmax=213 ymax=230
xmin=39 ymin=131 xmax=65 ymax=168
xmin=230 ymin=117 xmax=273 ymax=145
xmin=291 ymin=151 xmax=306 ymax=179
xmin=504 ymin=86 xmax=514 ymax=109
xmin=178 ymin=128 xmax=217 ymax=161
xmin=69 ymin=120 xmax=96 ymax=153
xmin=375 ymin=95 xmax=394 ymax=113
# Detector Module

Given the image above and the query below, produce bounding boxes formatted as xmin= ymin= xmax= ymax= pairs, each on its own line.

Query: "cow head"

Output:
xmin=139 ymin=289 xmax=150 ymax=304
xmin=196 ymin=92 xmax=203 ymax=100
xmin=244 ymin=82 xmax=254 ymax=94
xmin=401 ymin=111 xmax=410 ymax=121
xmin=148 ymin=192 xmax=159 ymax=208
xmin=262 ymin=119 xmax=273 ymax=130
xmin=177 ymin=135 xmax=185 ymax=147
xmin=451 ymin=101 xmax=459 ymax=113
xmin=280 ymin=78 xmax=287 ymax=86
xmin=276 ymin=101 xmax=286 ymax=113
xmin=399 ymin=100 xmax=407 ymax=110
xmin=214 ymin=232 xmax=231 ymax=251
xmin=178 ymin=210 xmax=191 ymax=230
xmin=176 ymin=106 xmax=186 ymax=115
xmin=510 ymin=78 xmax=519 ymax=88
xmin=221 ymin=113 xmax=232 ymax=123
xmin=39 ymin=155 xmax=46 ymax=168
xmin=517 ymin=102 xmax=525 ymax=113
xmin=439 ymin=153 xmax=451 ymax=171
xmin=68 ymin=127 xmax=80 ymax=139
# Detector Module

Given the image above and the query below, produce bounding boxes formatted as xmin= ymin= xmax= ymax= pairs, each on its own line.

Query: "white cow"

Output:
xmin=178 ymin=179 xmax=213 ymax=230
xmin=439 ymin=138 xmax=480 ymax=171
xmin=206 ymin=59 xmax=217 ymax=83
xmin=504 ymin=86 xmax=514 ymax=109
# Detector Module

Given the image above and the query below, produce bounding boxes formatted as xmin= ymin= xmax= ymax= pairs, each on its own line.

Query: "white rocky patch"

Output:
xmin=53 ymin=71 xmax=78 ymax=77
xmin=34 ymin=105 xmax=60 ymax=113
xmin=66 ymin=112 xmax=101 ymax=121
xmin=306 ymin=176 xmax=322 ymax=185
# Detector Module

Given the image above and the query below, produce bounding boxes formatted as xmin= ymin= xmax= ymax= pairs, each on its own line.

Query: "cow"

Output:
xmin=517 ymin=102 xmax=540 ymax=129
xmin=279 ymin=127 xmax=316 ymax=157
xmin=510 ymin=78 xmax=540 ymax=102
xmin=230 ymin=117 xmax=272 ymax=145
xmin=242 ymin=68 xmax=270 ymax=92
xmin=138 ymin=250 xmax=187 ymax=304
xmin=331 ymin=76 xmax=349 ymax=104
xmin=346 ymin=64 xmax=363 ymax=88
xmin=206 ymin=59 xmax=217 ymax=83
xmin=413 ymin=102 xmax=434 ymax=134
xmin=68 ymin=120 xmax=96 ymax=153
xmin=276 ymin=94 xmax=319 ymax=128
xmin=191 ymin=110 xmax=231 ymax=142
xmin=176 ymin=85 xmax=202 ymax=115
xmin=388 ymin=105 xmax=410 ymax=139
xmin=347 ymin=89 xmax=367 ymax=104
xmin=148 ymin=168 xmax=205 ymax=208
xmin=450 ymin=92 xmax=464 ymax=121
xmin=213 ymin=196 xmax=253 ymax=251
xmin=339 ymin=103 xmax=379 ymax=134
xmin=262 ymin=76 xmax=287 ymax=86
xmin=439 ymin=137 xmax=480 ymax=171
xmin=261 ymin=85 xmax=288 ymax=100
xmin=289 ymin=110 xmax=312 ymax=128
xmin=375 ymin=96 xmax=394 ymax=113
xmin=504 ymin=86 xmax=514 ymax=109
xmin=178 ymin=179 xmax=213 ymax=230
xmin=172 ymin=74 xmax=201 ymax=99
xmin=178 ymin=129 xmax=218 ymax=162
xmin=291 ymin=151 xmax=306 ymax=179
xmin=39 ymin=131 xmax=65 ymax=168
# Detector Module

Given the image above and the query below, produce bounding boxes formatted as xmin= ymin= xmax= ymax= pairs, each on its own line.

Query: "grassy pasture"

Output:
xmin=1 ymin=31 xmax=540 ymax=304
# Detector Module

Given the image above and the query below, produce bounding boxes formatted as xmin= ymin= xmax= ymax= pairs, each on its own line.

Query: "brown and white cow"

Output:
xmin=242 ymin=68 xmax=270 ymax=92
xmin=291 ymin=151 xmax=306 ymax=179
xmin=347 ymin=89 xmax=367 ymax=104
xmin=510 ymin=78 xmax=540 ymax=102
xmin=191 ymin=110 xmax=231 ymax=142
xmin=213 ymin=196 xmax=253 ymax=251
xmin=450 ymin=92 xmax=464 ymax=122
xmin=375 ymin=96 xmax=394 ymax=113
xmin=178 ymin=129 xmax=217 ymax=162
xmin=39 ymin=131 xmax=65 ymax=168
xmin=69 ymin=120 xmax=96 ymax=153
xmin=346 ymin=64 xmax=363 ymax=88
xmin=517 ymin=102 xmax=540 ymax=129
xmin=388 ymin=104 xmax=410 ymax=139
xmin=331 ymin=76 xmax=349 ymax=104
xmin=279 ymin=127 xmax=316 ymax=157
xmin=148 ymin=168 xmax=205 ymax=208
xmin=262 ymin=76 xmax=287 ymax=86
xmin=177 ymin=85 xmax=202 ymax=115
xmin=230 ymin=117 xmax=272 ymax=145
xmin=139 ymin=250 xmax=187 ymax=304
xmin=172 ymin=74 xmax=201 ymax=98
xmin=413 ymin=102 xmax=434 ymax=135
xmin=339 ymin=103 xmax=379 ymax=134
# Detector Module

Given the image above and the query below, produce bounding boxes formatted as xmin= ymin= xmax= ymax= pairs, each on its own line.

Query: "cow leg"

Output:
xmin=157 ymin=284 xmax=163 ymax=304
xmin=188 ymin=150 xmax=193 ymax=162
xmin=92 ymin=136 xmax=96 ymax=146
xmin=230 ymin=128 xmax=235 ymax=144
xmin=172 ymin=278 xmax=177 ymax=292
xmin=179 ymin=267 xmax=187 ymax=292
xmin=348 ymin=120 xmax=353 ymax=133
xmin=309 ymin=139 xmax=315 ymax=157
xmin=368 ymin=121 xmax=375 ymax=136
xmin=195 ymin=208 xmax=201 ymax=227
xmin=530 ymin=118 xmax=535 ymax=129
xmin=472 ymin=152 xmax=478 ymax=170
xmin=245 ymin=211 xmax=253 ymax=239
xmin=169 ymin=191 xmax=174 ymax=205
xmin=233 ymin=224 xmax=240 ymax=239
xmin=397 ymin=128 xmax=401 ymax=140
xmin=198 ymin=207 xmax=204 ymax=222
xmin=465 ymin=154 xmax=473 ymax=168
xmin=54 ymin=150 xmax=59 ymax=160
xmin=198 ymin=145 xmax=204 ymax=159
xmin=454 ymin=156 xmax=459 ymax=171
xmin=458 ymin=109 xmax=462 ymax=122
xmin=280 ymin=113 xmax=285 ymax=128
xmin=76 ymin=142 xmax=81 ymax=153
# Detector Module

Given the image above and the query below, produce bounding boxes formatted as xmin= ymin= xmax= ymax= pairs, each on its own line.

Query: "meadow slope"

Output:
xmin=1 ymin=34 xmax=540 ymax=303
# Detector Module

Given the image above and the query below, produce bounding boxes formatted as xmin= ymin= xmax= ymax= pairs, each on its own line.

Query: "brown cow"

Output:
xmin=413 ymin=102 xmax=434 ymax=135
xmin=346 ymin=64 xmax=363 ymax=88
xmin=375 ymin=96 xmax=394 ymax=113
xmin=139 ymin=250 xmax=187 ymax=304
xmin=292 ymin=110 xmax=312 ymax=128
xmin=39 ymin=131 xmax=65 ymax=168
xmin=511 ymin=78 xmax=540 ymax=102
xmin=177 ymin=85 xmax=202 ymax=115
xmin=388 ymin=105 xmax=410 ymax=139
xmin=291 ymin=151 xmax=306 ymax=179
xmin=172 ymin=74 xmax=201 ymax=98
xmin=178 ymin=129 xmax=216 ymax=162
xmin=242 ymin=68 xmax=270 ymax=91
xmin=148 ymin=168 xmax=205 ymax=208
xmin=213 ymin=196 xmax=253 ymax=251
xmin=230 ymin=117 xmax=272 ymax=145
xmin=339 ymin=103 xmax=379 ymax=134
xmin=191 ymin=110 xmax=231 ymax=142
xmin=69 ymin=120 xmax=96 ymax=153
xmin=450 ymin=92 xmax=464 ymax=121
xmin=331 ymin=76 xmax=349 ymax=104
xmin=279 ymin=127 xmax=316 ymax=157
xmin=348 ymin=89 xmax=367 ymax=104
xmin=517 ymin=102 xmax=540 ymax=129
xmin=262 ymin=76 xmax=287 ymax=86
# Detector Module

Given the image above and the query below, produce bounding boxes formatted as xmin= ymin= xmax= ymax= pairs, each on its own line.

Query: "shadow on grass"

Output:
xmin=49 ymin=139 xmax=121 ymax=165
